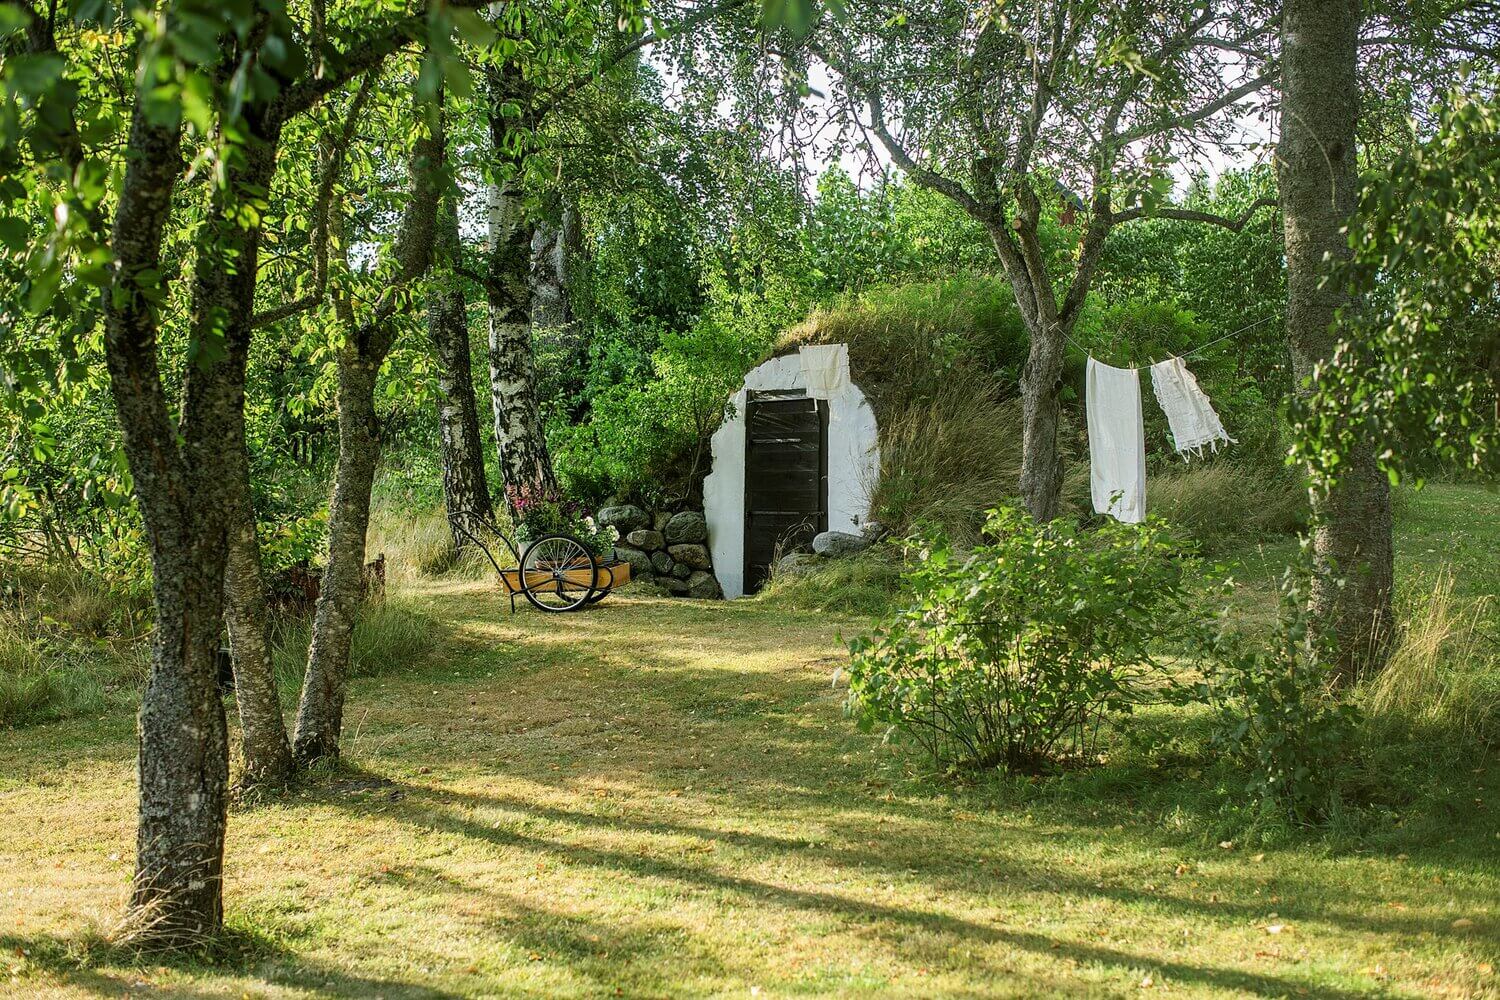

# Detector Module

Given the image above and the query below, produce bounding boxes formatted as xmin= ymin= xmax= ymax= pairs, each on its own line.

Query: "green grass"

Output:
xmin=0 ymin=485 xmax=1496 ymax=998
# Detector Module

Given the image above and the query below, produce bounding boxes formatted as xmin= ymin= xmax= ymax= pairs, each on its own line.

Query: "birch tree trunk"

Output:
xmin=429 ymin=183 xmax=494 ymax=538
xmin=486 ymin=179 xmax=558 ymax=499
xmin=293 ymin=88 xmax=444 ymax=763
xmin=1279 ymin=0 xmax=1394 ymax=679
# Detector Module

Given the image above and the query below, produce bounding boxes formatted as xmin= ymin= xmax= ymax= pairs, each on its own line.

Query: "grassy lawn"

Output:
xmin=1 ymin=486 xmax=1497 ymax=998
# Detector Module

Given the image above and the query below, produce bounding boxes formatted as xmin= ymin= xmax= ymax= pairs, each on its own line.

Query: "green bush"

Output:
xmin=845 ymin=508 xmax=1189 ymax=773
xmin=1188 ymin=562 xmax=1360 ymax=825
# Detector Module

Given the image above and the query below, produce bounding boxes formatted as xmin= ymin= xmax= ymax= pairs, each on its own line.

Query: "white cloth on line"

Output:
xmin=798 ymin=343 xmax=848 ymax=398
xmin=1086 ymin=357 xmax=1147 ymax=524
xmin=1149 ymin=355 xmax=1236 ymax=458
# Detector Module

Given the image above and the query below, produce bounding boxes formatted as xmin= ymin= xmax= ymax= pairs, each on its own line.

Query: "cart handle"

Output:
xmin=447 ymin=508 xmax=524 ymax=573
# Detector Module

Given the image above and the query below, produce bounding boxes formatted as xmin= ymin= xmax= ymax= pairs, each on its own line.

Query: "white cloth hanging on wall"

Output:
xmin=1149 ymin=356 xmax=1236 ymax=457
xmin=1086 ymin=357 xmax=1147 ymax=524
xmin=798 ymin=343 xmax=849 ymax=398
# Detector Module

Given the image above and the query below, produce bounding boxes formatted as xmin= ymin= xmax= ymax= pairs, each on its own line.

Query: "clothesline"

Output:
xmin=1064 ymin=313 xmax=1278 ymax=371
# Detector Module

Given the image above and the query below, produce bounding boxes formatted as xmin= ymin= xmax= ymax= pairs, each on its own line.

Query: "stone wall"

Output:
xmin=597 ymin=505 xmax=723 ymax=599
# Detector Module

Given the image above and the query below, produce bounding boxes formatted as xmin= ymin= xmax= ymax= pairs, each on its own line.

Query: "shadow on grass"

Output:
xmin=309 ymin=772 xmax=1393 ymax=1000
xmin=0 ymin=925 xmax=466 ymax=999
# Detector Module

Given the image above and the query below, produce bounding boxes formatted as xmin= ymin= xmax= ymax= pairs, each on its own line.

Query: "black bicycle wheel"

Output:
xmin=519 ymin=535 xmax=598 ymax=612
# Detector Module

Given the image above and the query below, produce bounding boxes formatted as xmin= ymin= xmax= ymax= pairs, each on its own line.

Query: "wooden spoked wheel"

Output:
xmin=518 ymin=535 xmax=598 ymax=613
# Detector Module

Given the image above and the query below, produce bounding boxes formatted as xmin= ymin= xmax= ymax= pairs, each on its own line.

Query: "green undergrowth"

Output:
xmin=269 ymin=596 xmax=446 ymax=692
xmin=0 ymin=563 xmax=150 ymax=727
xmin=757 ymin=546 xmax=907 ymax=616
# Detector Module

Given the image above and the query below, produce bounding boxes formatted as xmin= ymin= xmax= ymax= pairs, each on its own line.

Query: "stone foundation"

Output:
xmin=597 ymin=505 xmax=722 ymax=599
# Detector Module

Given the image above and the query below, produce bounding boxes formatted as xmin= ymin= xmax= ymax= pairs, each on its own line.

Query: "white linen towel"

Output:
xmin=1149 ymin=356 xmax=1236 ymax=457
xmin=798 ymin=343 xmax=849 ymax=397
xmin=1086 ymin=357 xmax=1147 ymax=524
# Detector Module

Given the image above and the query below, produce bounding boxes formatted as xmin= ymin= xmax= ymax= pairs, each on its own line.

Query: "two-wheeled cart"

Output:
xmin=448 ymin=510 xmax=630 ymax=613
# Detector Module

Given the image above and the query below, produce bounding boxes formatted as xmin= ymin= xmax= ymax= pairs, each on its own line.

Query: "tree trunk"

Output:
xmin=292 ymin=344 xmax=382 ymax=764
xmin=429 ymin=183 xmax=494 ymax=539
xmin=486 ymin=179 xmax=558 ymax=500
xmin=103 ymin=105 xmax=231 ymax=943
xmin=529 ymin=204 xmax=580 ymax=333
xmin=986 ymin=220 xmax=1070 ymax=522
xmin=202 ymin=110 xmax=297 ymax=791
xmin=223 ymin=470 xmax=296 ymax=788
xmin=1016 ymin=320 xmax=1068 ymax=522
xmin=1279 ymin=0 xmax=1394 ymax=679
xmin=293 ymin=85 xmax=445 ymax=763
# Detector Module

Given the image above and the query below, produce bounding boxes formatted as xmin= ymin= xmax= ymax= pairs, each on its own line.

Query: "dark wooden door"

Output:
xmin=744 ymin=392 xmax=828 ymax=594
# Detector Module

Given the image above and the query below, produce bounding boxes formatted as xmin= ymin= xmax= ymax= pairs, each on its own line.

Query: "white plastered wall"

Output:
xmin=704 ymin=344 xmax=880 ymax=599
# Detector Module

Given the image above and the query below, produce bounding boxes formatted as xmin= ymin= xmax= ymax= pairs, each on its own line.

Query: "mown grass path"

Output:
xmin=2 ymin=556 xmax=1497 ymax=997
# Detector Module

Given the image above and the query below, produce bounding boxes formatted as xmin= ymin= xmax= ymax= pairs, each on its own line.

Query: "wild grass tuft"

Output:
xmin=872 ymin=385 xmax=1025 ymax=544
xmin=758 ymin=547 xmax=906 ymax=616
xmin=270 ymin=596 xmax=443 ymax=688
xmin=1144 ymin=462 xmax=1307 ymax=548
xmin=1361 ymin=566 xmax=1498 ymax=747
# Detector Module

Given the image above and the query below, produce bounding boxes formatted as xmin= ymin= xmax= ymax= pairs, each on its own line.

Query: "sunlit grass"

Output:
xmin=0 ymin=485 xmax=1496 ymax=997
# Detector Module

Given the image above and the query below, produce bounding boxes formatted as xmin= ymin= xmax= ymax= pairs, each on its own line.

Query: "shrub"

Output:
xmin=1189 ymin=561 xmax=1360 ymax=824
xmin=845 ymin=508 xmax=1189 ymax=773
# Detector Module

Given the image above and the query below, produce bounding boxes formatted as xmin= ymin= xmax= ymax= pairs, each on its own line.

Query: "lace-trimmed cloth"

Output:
xmin=1149 ymin=356 xmax=1236 ymax=458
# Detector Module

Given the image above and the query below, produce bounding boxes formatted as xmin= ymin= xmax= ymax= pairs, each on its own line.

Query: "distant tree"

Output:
xmin=782 ymin=0 xmax=1280 ymax=520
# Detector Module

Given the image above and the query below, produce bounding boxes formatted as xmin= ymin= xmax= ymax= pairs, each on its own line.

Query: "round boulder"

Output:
xmin=625 ymin=528 xmax=664 ymax=552
xmin=657 ymin=576 xmax=691 ymax=595
xmin=599 ymin=504 xmax=650 ymax=535
xmin=685 ymin=570 xmax=722 ymax=599
xmin=663 ymin=510 xmax=708 ymax=545
xmin=812 ymin=530 xmax=871 ymax=558
xmin=611 ymin=545 xmax=653 ymax=578
xmin=667 ymin=543 xmax=712 ymax=570
xmin=650 ymin=550 xmax=674 ymax=575
xmin=671 ymin=561 xmax=692 ymax=580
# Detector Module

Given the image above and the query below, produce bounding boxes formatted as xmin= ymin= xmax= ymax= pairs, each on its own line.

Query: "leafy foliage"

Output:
xmin=845 ymin=507 xmax=1190 ymax=773
xmin=1189 ymin=559 xmax=1362 ymax=824
xmin=1293 ymin=87 xmax=1500 ymax=488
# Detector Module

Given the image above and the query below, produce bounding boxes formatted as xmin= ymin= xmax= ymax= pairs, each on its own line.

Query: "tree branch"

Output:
xmin=250 ymin=73 xmax=376 ymax=330
xmin=1112 ymin=196 xmax=1277 ymax=230
xmin=532 ymin=0 xmax=754 ymax=120
xmin=1113 ymin=71 xmax=1273 ymax=148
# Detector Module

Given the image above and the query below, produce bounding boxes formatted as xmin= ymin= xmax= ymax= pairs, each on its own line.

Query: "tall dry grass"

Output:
xmin=1362 ymin=567 xmax=1498 ymax=747
xmin=872 ymin=385 xmax=1026 ymax=543
xmin=1145 ymin=462 xmax=1307 ymax=547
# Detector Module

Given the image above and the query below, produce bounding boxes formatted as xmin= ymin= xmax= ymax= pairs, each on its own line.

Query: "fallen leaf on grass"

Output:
xmin=1451 ymin=918 xmax=1475 ymax=929
xmin=1139 ymin=974 xmax=1154 ymax=989
xmin=1265 ymin=924 xmax=1287 ymax=935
